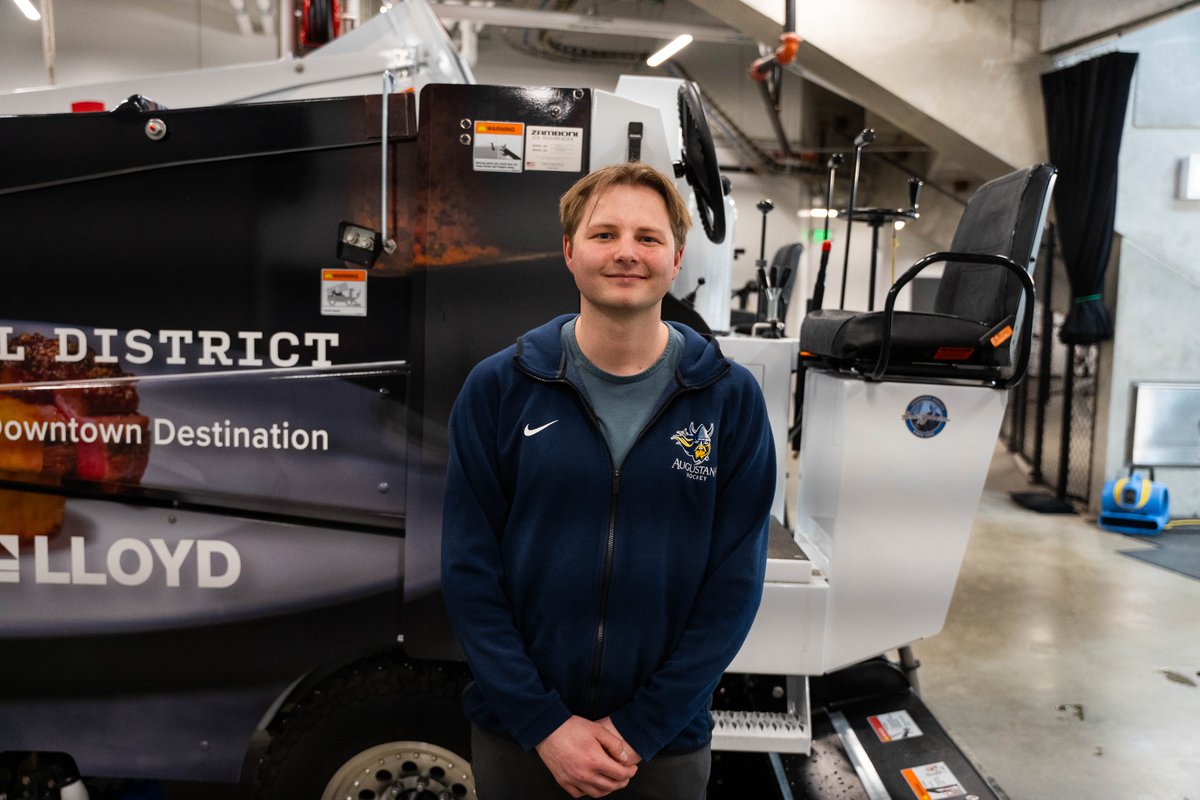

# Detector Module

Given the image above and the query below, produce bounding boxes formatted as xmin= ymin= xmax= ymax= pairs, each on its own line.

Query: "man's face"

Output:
xmin=563 ymin=184 xmax=682 ymax=318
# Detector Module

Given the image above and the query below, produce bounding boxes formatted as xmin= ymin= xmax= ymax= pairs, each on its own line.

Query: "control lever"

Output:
xmin=752 ymin=199 xmax=784 ymax=338
xmin=810 ymin=152 xmax=844 ymax=312
xmin=908 ymin=177 xmax=923 ymax=212
xmin=839 ymin=128 xmax=875 ymax=309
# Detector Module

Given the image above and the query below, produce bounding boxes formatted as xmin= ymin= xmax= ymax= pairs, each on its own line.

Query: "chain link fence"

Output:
xmin=1001 ymin=227 xmax=1097 ymax=504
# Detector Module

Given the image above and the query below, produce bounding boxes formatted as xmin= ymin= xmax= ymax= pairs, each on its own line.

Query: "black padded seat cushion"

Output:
xmin=799 ymin=164 xmax=1055 ymax=377
xmin=801 ymin=309 xmax=1003 ymax=365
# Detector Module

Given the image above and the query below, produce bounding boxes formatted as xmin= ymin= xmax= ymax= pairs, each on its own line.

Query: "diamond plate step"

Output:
xmin=711 ymin=709 xmax=811 ymax=754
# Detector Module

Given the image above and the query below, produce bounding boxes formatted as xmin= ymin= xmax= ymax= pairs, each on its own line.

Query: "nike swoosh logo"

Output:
xmin=523 ymin=420 xmax=559 ymax=437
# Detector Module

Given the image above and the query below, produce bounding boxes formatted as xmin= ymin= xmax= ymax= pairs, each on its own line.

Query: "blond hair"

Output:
xmin=559 ymin=163 xmax=691 ymax=250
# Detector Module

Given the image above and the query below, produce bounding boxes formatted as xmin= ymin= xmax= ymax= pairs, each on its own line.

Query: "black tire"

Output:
xmin=252 ymin=655 xmax=475 ymax=800
xmin=304 ymin=0 xmax=335 ymax=46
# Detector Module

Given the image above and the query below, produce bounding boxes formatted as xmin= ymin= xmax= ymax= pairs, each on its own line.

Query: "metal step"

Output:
xmin=711 ymin=709 xmax=812 ymax=754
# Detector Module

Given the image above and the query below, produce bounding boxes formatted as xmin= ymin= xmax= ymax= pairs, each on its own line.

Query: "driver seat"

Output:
xmin=799 ymin=164 xmax=1057 ymax=387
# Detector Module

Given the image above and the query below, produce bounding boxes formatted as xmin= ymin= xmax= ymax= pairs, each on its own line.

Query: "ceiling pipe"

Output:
xmin=341 ymin=0 xmax=360 ymax=33
xmin=458 ymin=18 xmax=480 ymax=68
xmin=748 ymin=0 xmax=800 ymax=158
xmin=279 ymin=0 xmax=296 ymax=58
xmin=40 ymin=0 xmax=56 ymax=84
xmin=229 ymin=0 xmax=255 ymax=36
xmin=256 ymin=0 xmax=272 ymax=35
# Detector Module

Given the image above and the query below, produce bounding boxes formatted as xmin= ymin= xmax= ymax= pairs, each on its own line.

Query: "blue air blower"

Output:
xmin=1098 ymin=468 xmax=1169 ymax=535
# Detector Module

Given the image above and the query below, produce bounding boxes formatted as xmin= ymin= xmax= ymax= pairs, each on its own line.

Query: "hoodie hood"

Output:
xmin=513 ymin=313 xmax=729 ymax=388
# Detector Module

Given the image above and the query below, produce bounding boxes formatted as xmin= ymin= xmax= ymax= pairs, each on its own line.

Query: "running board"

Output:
xmin=711 ymin=709 xmax=812 ymax=754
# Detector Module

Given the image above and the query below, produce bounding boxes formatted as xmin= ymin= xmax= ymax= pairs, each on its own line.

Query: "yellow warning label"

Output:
xmin=476 ymin=121 xmax=524 ymax=135
xmin=321 ymin=269 xmax=367 ymax=316
xmin=323 ymin=270 xmax=367 ymax=282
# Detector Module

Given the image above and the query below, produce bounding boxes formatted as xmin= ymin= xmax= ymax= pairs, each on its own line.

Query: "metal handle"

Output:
xmin=908 ymin=177 xmax=923 ymax=211
xmin=870 ymin=251 xmax=1035 ymax=388
xmin=380 ymin=70 xmax=398 ymax=255
xmin=839 ymin=128 xmax=874 ymax=309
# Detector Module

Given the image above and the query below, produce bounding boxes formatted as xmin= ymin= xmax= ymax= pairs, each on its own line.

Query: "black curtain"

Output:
xmin=1041 ymin=52 xmax=1138 ymax=345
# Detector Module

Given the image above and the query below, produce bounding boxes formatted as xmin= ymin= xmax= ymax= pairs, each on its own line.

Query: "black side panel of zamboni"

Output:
xmin=0 ymin=96 xmax=421 ymax=782
xmin=0 ymin=95 xmax=419 ymax=523
xmin=403 ymin=83 xmax=592 ymax=659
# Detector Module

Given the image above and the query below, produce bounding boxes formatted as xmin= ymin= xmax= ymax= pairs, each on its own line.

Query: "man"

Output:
xmin=442 ymin=162 xmax=775 ymax=799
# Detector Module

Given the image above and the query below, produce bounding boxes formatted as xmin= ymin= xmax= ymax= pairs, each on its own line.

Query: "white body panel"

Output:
xmin=589 ymin=90 xmax=676 ymax=178
xmin=728 ymin=578 xmax=829 ymax=676
xmin=714 ymin=335 xmax=795 ymax=525
xmin=795 ymin=370 xmax=1007 ymax=672
xmin=728 ymin=361 xmax=1008 ymax=679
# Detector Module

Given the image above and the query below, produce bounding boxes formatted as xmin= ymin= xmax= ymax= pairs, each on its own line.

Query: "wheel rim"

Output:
xmin=321 ymin=741 xmax=475 ymax=800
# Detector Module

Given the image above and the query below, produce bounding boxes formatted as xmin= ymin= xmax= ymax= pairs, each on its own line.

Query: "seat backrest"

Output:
xmin=756 ymin=241 xmax=802 ymax=320
xmin=769 ymin=242 xmax=803 ymax=300
xmin=934 ymin=164 xmax=1057 ymax=324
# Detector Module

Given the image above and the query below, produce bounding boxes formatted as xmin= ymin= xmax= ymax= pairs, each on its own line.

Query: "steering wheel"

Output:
xmin=677 ymin=81 xmax=726 ymax=245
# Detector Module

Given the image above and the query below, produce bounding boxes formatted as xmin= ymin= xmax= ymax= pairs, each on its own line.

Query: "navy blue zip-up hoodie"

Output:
xmin=442 ymin=314 xmax=775 ymax=761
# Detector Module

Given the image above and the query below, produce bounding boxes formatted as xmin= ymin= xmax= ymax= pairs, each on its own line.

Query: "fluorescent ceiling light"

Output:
xmin=646 ymin=34 xmax=693 ymax=67
xmin=11 ymin=0 xmax=41 ymax=21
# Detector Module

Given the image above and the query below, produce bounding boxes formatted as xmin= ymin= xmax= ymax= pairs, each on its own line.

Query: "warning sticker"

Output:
xmin=989 ymin=324 xmax=1013 ymax=347
xmin=525 ymin=125 xmax=584 ymax=172
xmin=474 ymin=121 xmax=525 ymax=173
xmin=321 ymin=269 xmax=367 ymax=317
xmin=868 ymin=710 xmax=923 ymax=742
xmin=933 ymin=346 xmax=975 ymax=361
xmin=901 ymin=762 xmax=966 ymax=799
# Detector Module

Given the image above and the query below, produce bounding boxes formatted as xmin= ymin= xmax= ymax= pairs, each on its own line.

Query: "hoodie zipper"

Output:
xmin=515 ymin=359 xmax=729 ymax=718
xmin=518 ymin=369 xmax=618 ymax=715
xmin=585 ymin=383 xmax=704 ymax=717
xmin=589 ymin=466 xmax=621 ymax=716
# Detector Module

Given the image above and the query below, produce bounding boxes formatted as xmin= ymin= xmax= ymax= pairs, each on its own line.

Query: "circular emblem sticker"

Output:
xmin=903 ymin=395 xmax=949 ymax=438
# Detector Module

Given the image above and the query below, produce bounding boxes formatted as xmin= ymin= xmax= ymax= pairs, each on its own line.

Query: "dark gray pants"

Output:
xmin=470 ymin=724 xmax=710 ymax=800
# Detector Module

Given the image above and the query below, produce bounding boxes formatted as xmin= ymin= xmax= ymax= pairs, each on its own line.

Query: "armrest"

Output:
xmin=869 ymin=251 xmax=1035 ymax=388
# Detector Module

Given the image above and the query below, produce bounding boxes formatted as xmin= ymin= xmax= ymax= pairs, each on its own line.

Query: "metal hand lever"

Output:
xmin=839 ymin=128 xmax=875 ymax=309
xmin=755 ymin=198 xmax=776 ymax=284
xmin=810 ymin=153 xmax=844 ymax=311
xmin=753 ymin=198 xmax=782 ymax=338
xmin=908 ymin=177 xmax=923 ymax=212
xmin=380 ymin=70 xmax=398 ymax=255
xmin=756 ymin=199 xmax=775 ymax=265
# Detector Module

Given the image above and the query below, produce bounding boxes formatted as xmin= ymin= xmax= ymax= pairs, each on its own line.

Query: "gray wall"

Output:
xmin=1068 ymin=9 xmax=1200 ymax=514
xmin=0 ymin=0 xmax=277 ymax=93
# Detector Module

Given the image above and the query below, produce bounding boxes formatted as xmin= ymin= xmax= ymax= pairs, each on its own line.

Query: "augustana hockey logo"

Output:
xmin=671 ymin=422 xmax=717 ymax=481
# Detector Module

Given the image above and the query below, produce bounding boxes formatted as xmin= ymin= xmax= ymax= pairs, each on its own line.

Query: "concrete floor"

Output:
xmin=914 ymin=447 xmax=1200 ymax=800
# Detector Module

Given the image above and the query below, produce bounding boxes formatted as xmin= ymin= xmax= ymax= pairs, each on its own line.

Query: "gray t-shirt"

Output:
xmin=562 ymin=318 xmax=684 ymax=469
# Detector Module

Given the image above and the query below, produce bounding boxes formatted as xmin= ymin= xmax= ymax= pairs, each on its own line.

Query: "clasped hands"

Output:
xmin=535 ymin=715 xmax=642 ymax=798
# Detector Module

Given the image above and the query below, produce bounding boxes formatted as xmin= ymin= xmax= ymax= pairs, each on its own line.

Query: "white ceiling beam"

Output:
xmin=427 ymin=2 xmax=755 ymax=45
